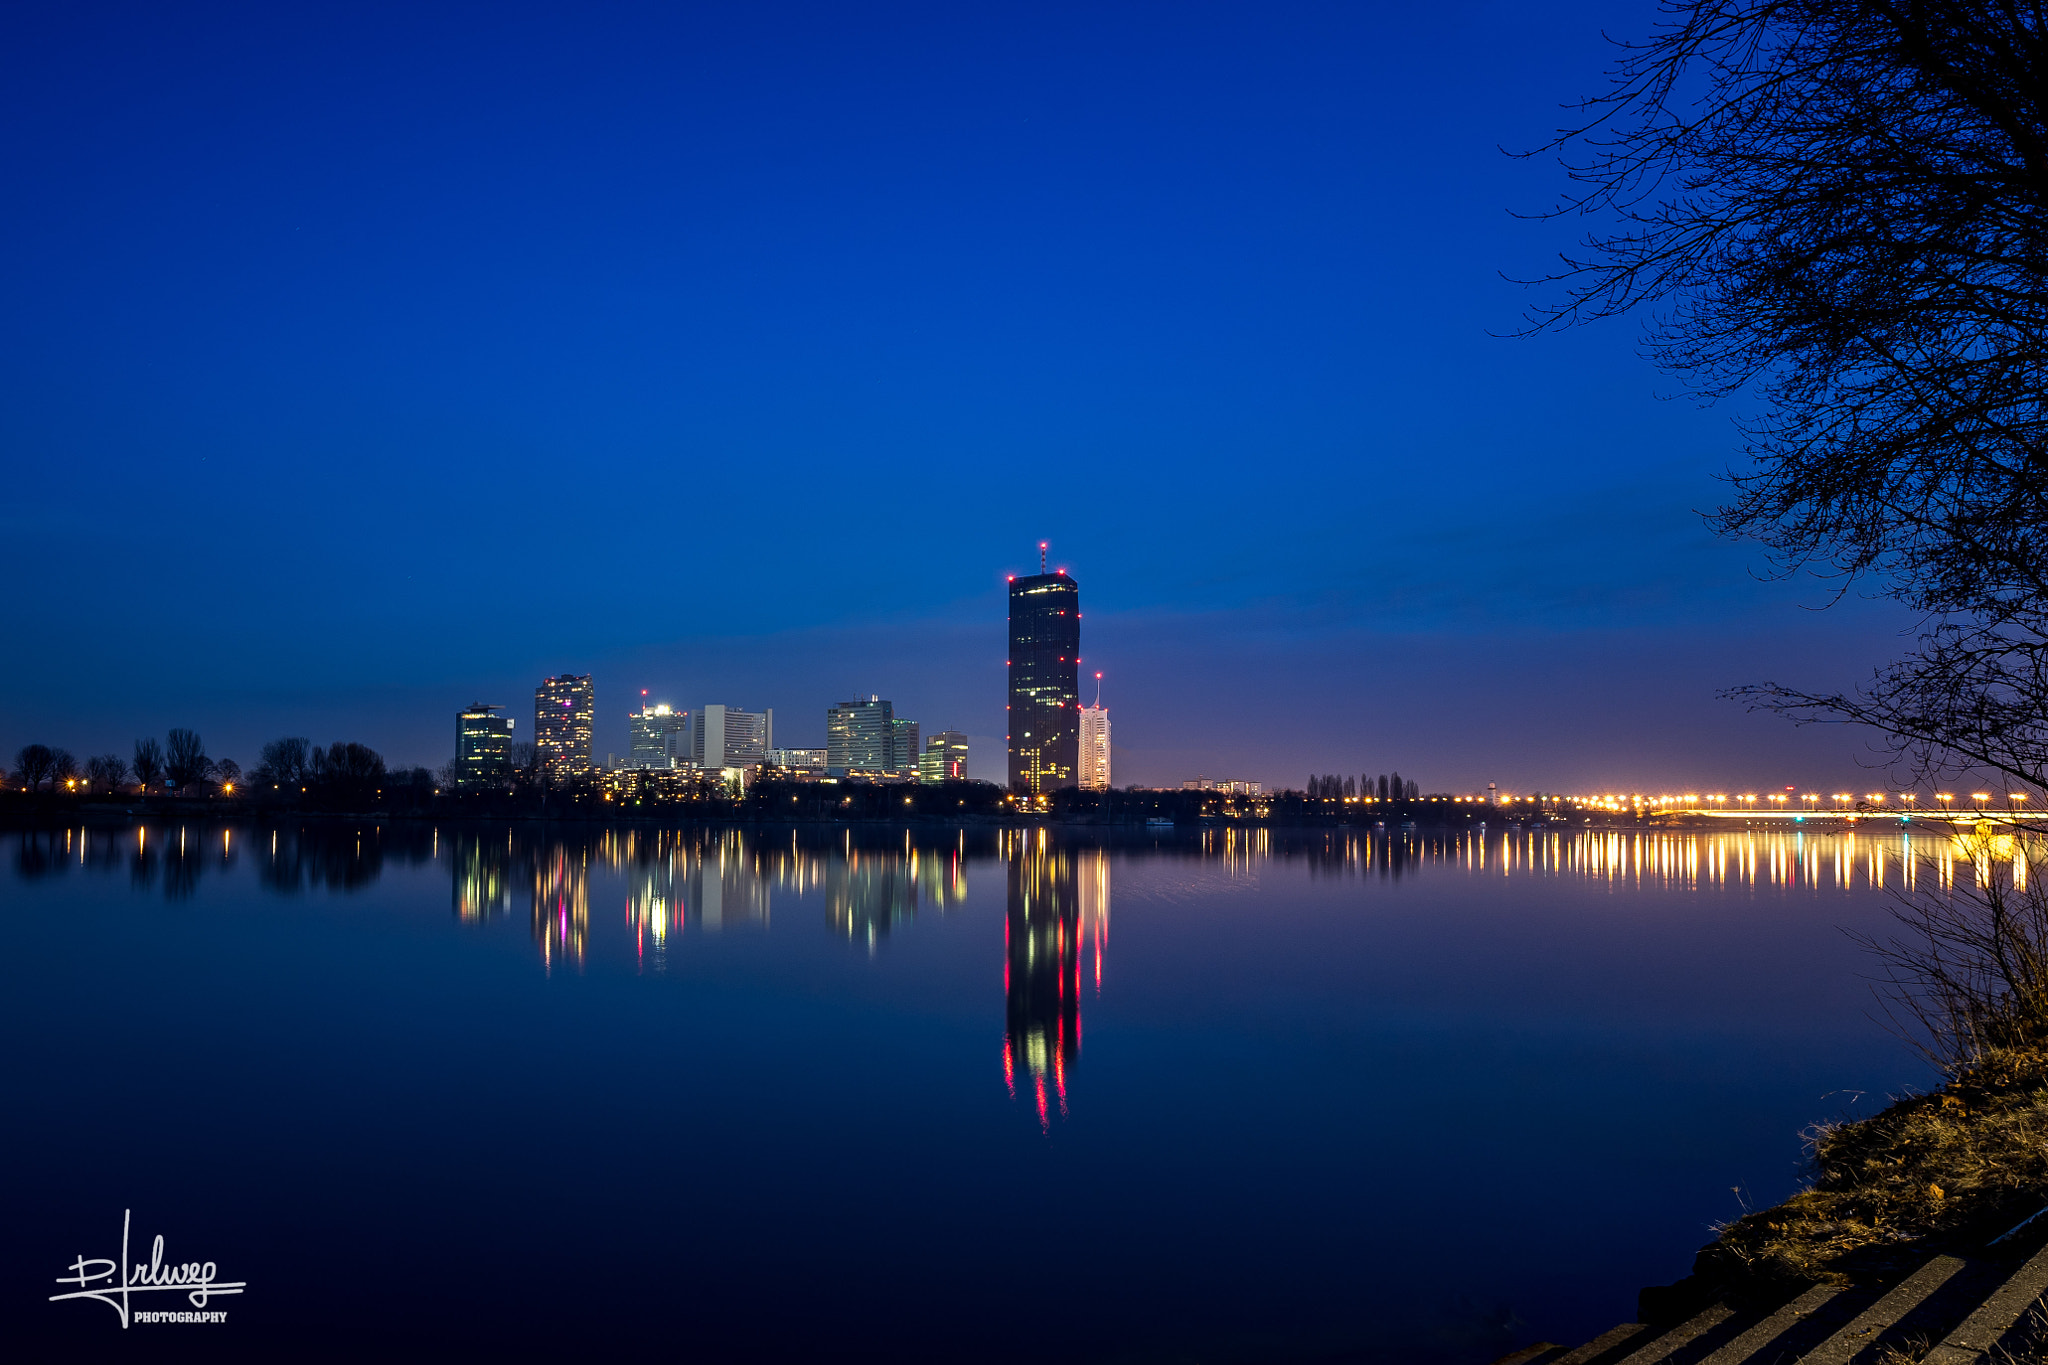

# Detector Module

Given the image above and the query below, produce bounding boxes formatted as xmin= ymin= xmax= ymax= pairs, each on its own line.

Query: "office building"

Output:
xmin=455 ymin=703 xmax=514 ymax=790
xmin=534 ymin=674 xmax=595 ymax=780
xmin=828 ymin=696 xmax=898 ymax=776
xmin=1007 ymin=561 xmax=1080 ymax=794
xmin=1078 ymin=680 xmax=1110 ymax=792
xmin=891 ymin=718 xmax=919 ymax=777
xmin=628 ymin=703 xmax=689 ymax=769
xmin=918 ymin=731 xmax=969 ymax=784
xmin=765 ymin=748 xmax=828 ymax=772
xmin=693 ymin=705 xmax=771 ymax=770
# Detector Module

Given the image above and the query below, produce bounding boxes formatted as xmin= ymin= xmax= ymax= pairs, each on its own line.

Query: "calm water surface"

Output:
xmin=4 ymin=822 xmax=1946 ymax=1362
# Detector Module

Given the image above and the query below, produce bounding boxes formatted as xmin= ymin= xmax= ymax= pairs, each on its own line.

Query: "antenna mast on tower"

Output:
xmin=1093 ymin=671 xmax=1102 ymax=707
xmin=1040 ymin=541 xmax=1047 ymax=573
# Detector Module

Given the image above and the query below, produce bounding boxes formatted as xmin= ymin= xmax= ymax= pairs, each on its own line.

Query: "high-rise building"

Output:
xmin=1007 ymin=558 xmax=1080 ymax=794
xmin=534 ymin=675 xmax=595 ymax=780
xmin=628 ymin=703 xmax=689 ymax=769
xmin=693 ymin=705 xmax=772 ymax=770
xmin=827 ymin=696 xmax=896 ymax=776
xmin=1078 ymin=673 xmax=1110 ymax=792
xmin=890 ymin=718 xmax=920 ymax=777
xmin=455 ymin=703 xmax=514 ymax=789
xmin=918 ymin=731 xmax=969 ymax=784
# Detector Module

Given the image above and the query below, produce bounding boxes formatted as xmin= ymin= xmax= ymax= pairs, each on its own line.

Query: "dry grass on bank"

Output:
xmin=1701 ymin=1045 xmax=2048 ymax=1292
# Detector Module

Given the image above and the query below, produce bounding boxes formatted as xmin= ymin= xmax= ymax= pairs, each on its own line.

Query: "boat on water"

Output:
xmin=1144 ymin=817 xmax=1173 ymax=829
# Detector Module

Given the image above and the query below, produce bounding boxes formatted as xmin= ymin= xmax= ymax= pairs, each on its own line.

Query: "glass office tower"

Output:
xmin=628 ymin=703 xmax=688 ymax=769
xmin=1007 ymin=569 xmax=1080 ymax=794
xmin=827 ymin=696 xmax=895 ymax=776
xmin=455 ymin=703 xmax=514 ymax=789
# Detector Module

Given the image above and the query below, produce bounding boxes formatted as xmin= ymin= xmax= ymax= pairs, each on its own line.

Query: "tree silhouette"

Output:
xmin=132 ymin=738 xmax=164 ymax=793
xmin=164 ymin=728 xmax=208 ymax=789
xmin=256 ymin=737 xmax=312 ymax=787
xmin=12 ymin=744 xmax=56 ymax=792
xmin=85 ymin=754 xmax=128 ymax=795
xmin=1537 ymin=0 xmax=2048 ymax=792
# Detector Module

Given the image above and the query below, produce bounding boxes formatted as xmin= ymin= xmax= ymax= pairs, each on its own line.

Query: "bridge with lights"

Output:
xmin=1585 ymin=790 xmax=2040 ymax=825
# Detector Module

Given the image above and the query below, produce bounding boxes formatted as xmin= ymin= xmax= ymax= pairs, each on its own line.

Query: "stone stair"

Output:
xmin=1493 ymin=1238 xmax=2048 ymax=1365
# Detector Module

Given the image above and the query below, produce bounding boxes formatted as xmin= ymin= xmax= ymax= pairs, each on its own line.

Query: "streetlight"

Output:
xmin=1937 ymin=793 xmax=1954 ymax=811
xmin=1973 ymin=792 xmax=1992 ymax=809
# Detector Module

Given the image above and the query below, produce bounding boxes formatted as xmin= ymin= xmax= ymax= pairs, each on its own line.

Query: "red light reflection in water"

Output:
xmin=1003 ymin=846 xmax=1103 ymax=1129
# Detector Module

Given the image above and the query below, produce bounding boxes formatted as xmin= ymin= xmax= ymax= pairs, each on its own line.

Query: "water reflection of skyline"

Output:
xmin=1002 ymin=832 xmax=1110 ymax=1129
xmin=14 ymin=821 xmax=2035 ymax=906
xmin=16 ymin=820 xmax=2025 ymax=1132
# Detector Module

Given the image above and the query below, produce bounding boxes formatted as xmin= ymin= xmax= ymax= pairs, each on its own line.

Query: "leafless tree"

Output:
xmin=49 ymin=749 xmax=78 ymax=791
xmin=257 ymin=737 xmax=312 ymax=787
xmin=85 ymin=754 xmax=128 ymax=795
xmin=1861 ymin=835 xmax=2048 ymax=1066
xmin=131 ymin=738 xmax=164 ymax=794
xmin=12 ymin=744 xmax=56 ymax=791
xmin=164 ymin=728 xmax=208 ymax=790
xmin=1533 ymin=0 xmax=2048 ymax=793
xmin=209 ymin=758 xmax=241 ymax=791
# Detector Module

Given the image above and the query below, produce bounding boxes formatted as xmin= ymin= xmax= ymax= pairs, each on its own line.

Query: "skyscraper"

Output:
xmin=455 ymin=703 xmax=514 ymax=789
xmin=1078 ymin=673 xmax=1110 ymax=791
xmin=692 ymin=705 xmax=772 ymax=770
xmin=827 ymin=696 xmax=896 ymax=776
xmin=890 ymin=717 xmax=920 ymax=777
xmin=918 ymin=731 xmax=969 ymax=784
xmin=534 ymin=674 xmax=595 ymax=780
xmin=628 ymin=702 xmax=689 ymax=768
xmin=1007 ymin=554 xmax=1080 ymax=794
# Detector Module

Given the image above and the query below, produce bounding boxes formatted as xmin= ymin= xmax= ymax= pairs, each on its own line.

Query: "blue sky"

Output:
xmin=0 ymin=0 xmax=1914 ymax=789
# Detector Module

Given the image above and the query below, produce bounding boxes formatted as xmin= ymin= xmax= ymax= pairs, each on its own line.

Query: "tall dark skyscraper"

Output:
xmin=1007 ymin=554 xmax=1080 ymax=794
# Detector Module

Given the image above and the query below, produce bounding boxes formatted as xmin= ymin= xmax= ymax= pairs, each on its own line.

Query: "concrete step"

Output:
xmin=1609 ymin=1302 xmax=1738 ymax=1364
xmin=1695 ymin=1283 xmax=1843 ymax=1364
xmin=1925 ymin=1239 xmax=2048 ymax=1363
xmin=1553 ymin=1323 xmax=1651 ymax=1364
xmin=1799 ymin=1254 xmax=1970 ymax=1364
xmin=1505 ymin=1239 xmax=2048 ymax=1365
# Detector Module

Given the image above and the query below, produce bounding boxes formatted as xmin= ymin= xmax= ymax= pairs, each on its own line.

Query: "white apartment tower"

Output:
xmin=1078 ymin=672 xmax=1111 ymax=792
xmin=693 ymin=705 xmax=772 ymax=770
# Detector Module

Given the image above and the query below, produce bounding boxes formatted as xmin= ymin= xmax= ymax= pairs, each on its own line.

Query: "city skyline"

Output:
xmin=0 ymin=3 xmax=1916 ymax=795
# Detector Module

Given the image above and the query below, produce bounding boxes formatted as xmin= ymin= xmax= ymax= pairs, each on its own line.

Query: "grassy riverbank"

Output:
xmin=1653 ymin=1042 xmax=2048 ymax=1322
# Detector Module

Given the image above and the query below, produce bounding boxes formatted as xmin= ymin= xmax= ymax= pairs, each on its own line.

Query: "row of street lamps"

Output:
xmin=1638 ymin=792 xmax=2030 ymax=812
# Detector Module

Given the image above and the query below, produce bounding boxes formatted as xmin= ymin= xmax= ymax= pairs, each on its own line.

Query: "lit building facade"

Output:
xmin=692 ymin=705 xmax=771 ymax=770
xmin=628 ymin=703 xmax=689 ymax=769
xmin=534 ymin=675 xmax=595 ymax=781
xmin=1007 ymin=570 xmax=1080 ymax=794
xmin=828 ymin=696 xmax=900 ymax=776
xmin=1078 ymin=690 xmax=1110 ymax=792
xmin=918 ymin=731 xmax=969 ymax=784
xmin=455 ymin=703 xmax=514 ymax=790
